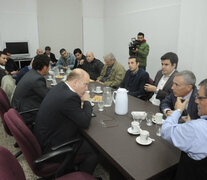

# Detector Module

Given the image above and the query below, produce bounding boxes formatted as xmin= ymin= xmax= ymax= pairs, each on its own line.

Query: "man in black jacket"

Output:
xmin=44 ymin=46 xmax=57 ymax=66
xmin=80 ymin=52 xmax=104 ymax=80
xmin=120 ymin=56 xmax=149 ymax=98
xmin=34 ymin=69 xmax=97 ymax=174
xmin=73 ymin=48 xmax=86 ymax=69
xmin=11 ymin=54 xmax=50 ymax=124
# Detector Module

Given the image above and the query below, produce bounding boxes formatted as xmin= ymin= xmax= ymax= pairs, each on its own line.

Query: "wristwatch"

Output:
xmin=155 ymin=89 xmax=159 ymax=94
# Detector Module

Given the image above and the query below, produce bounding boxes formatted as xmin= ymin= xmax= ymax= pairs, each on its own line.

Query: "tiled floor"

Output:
xmin=0 ymin=120 xmax=109 ymax=180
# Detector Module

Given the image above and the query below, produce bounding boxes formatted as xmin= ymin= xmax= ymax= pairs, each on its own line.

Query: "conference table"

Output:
xmin=46 ymin=76 xmax=180 ymax=180
xmin=82 ymin=82 xmax=180 ymax=180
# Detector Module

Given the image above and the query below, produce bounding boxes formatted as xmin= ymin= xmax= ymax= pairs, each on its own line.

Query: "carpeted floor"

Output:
xmin=0 ymin=119 xmax=109 ymax=180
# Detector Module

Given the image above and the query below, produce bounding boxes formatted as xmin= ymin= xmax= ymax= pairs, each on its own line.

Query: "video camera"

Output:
xmin=129 ymin=38 xmax=140 ymax=51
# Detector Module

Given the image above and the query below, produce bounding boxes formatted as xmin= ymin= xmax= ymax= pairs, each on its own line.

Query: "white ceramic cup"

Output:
xmin=60 ymin=69 xmax=64 ymax=73
xmin=96 ymin=86 xmax=101 ymax=93
xmin=131 ymin=121 xmax=140 ymax=133
xmin=48 ymin=75 xmax=52 ymax=79
xmin=140 ymin=130 xmax=149 ymax=143
xmin=155 ymin=113 xmax=163 ymax=124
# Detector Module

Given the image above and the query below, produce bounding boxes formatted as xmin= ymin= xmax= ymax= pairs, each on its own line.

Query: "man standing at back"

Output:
xmin=129 ymin=32 xmax=149 ymax=70
xmin=34 ymin=69 xmax=97 ymax=174
xmin=12 ymin=54 xmax=50 ymax=125
xmin=145 ymin=52 xmax=178 ymax=106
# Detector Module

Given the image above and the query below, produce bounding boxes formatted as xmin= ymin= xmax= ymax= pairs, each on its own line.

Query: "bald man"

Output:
xmin=79 ymin=52 xmax=104 ymax=80
xmin=34 ymin=69 xmax=97 ymax=174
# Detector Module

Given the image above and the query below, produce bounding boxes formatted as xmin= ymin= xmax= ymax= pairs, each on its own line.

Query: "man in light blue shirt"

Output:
xmin=161 ymin=78 xmax=207 ymax=179
xmin=56 ymin=48 xmax=75 ymax=70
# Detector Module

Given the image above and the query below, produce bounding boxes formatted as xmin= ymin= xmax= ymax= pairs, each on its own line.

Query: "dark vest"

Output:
xmin=175 ymin=151 xmax=207 ymax=180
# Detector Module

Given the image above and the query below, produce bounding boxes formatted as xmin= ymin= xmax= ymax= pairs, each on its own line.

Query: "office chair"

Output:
xmin=0 ymin=146 xmax=96 ymax=180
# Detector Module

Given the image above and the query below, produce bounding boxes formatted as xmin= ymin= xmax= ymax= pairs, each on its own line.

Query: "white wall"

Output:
xmin=178 ymin=0 xmax=207 ymax=84
xmin=104 ymin=0 xmax=181 ymax=77
xmin=82 ymin=0 xmax=104 ymax=61
xmin=0 ymin=0 xmax=39 ymax=57
xmin=37 ymin=0 xmax=83 ymax=58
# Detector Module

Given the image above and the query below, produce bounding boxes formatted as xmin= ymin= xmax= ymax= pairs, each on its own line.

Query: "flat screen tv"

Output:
xmin=5 ymin=41 xmax=29 ymax=57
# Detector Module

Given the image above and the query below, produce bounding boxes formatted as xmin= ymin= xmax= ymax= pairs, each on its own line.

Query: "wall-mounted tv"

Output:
xmin=5 ymin=41 xmax=29 ymax=57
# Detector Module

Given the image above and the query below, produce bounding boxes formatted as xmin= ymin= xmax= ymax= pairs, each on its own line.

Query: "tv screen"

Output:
xmin=5 ymin=42 xmax=29 ymax=55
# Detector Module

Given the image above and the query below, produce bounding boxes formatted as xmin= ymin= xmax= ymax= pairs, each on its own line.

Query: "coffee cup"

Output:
xmin=48 ymin=75 xmax=52 ymax=79
xmin=140 ymin=130 xmax=149 ymax=143
xmin=96 ymin=86 xmax=101 ymax=93
xmin=60 ymin=69 xmax=64 ymax=73
xmin=131 ymin=121 xmax=140 ymax=133
xmin=155 ymin=113 xmax=163 ymax=124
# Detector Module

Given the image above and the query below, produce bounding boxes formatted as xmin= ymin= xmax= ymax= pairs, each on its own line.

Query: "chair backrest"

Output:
xmin=0 ymin=146 xmax=26 ymax=180
xmin=4 ymin=108 xmax=42 ymax=175
xmin=0 ymin=87 xmax=12 ymax=135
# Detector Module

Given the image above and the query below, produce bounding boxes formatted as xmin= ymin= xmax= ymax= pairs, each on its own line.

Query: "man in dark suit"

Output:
xmin=11 ymin=54 xmax=50 ymax=125
xmin=44 ymin=46 xmax=57 ymax=66
xmin=34 ymin=69 xmax=97 ymax=174
xmin=0 ymin=51 xmax=8 ymax=86
xmin=160 ymin=70 xmax=199 ymax=119
xmin=73 ymin=48 xmax=86 ymax=69
xmin=145 ymin=52 xmax=178 ymax=106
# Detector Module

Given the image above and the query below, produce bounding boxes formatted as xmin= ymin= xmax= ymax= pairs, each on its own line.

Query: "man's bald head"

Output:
xmin=86 ymin=52 xmax=95 ymax=63
xmin=36 ymin=49 xmax=43 ymax=55
xmin=67 ymin=68 xmax=90 ymax=97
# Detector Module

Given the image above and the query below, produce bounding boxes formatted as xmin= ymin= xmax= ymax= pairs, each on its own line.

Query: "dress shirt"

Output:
xmin=162 ymin=110 xmax=207 ymax=160
xmin=64 ymin=82 xmax=75 ymax=93
xmin=150 ymin=70 xmax=175 ymax=106
xmin=163 ymin=90 xmax=193 ymax=115
xmin=0 ymin=65 xmax=5 ymax=69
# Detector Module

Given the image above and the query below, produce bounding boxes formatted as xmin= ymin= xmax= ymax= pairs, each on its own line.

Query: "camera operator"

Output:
xmin=129 ymin=32 xmax=149 ymax=70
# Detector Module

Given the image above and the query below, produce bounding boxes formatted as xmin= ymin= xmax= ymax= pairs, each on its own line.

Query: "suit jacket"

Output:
xmin=148 ymin=70 xmax=177 ymax=101
xmin=34 ymin=82 xmax=92 ymax=152
xmin=44 ymin=52 xmax=57 ymax=63
xmin=160 ymin=86 xmax=199 ymax=119
xmin=11 ymin=69 xmax=49 ymax=123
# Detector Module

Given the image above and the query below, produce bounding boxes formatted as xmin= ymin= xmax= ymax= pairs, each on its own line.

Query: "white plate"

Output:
xmin=127 ymin=127 xmax=140 ymax=135
xmin=47 ymin=78 xmax=53 ymax=81
xmin=94 ymin=90 xmax=103 ymax=94
xmin=152 ymin=118 xmax=164 ymax=124
xmin=136 ymin=136 xmax=152 ymax=146
xmin=51 ymin=83 xmax=57 ymax=86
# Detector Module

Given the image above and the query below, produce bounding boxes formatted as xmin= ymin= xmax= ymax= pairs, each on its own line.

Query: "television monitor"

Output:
xmin=5 ymin=42 xmax=29 ymax=57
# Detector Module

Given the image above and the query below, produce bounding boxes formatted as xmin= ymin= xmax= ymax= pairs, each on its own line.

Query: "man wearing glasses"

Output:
xmin=161 ymin=78 xmax=207 ymax=179
xmin=160 ymin=70 xmax=199 ymax=119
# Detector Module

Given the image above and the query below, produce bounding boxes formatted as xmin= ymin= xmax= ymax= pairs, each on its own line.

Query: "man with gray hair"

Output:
xmin=161 ymin=78 xmax=207 ymax=179
xmin=96 ymin=53 xmax=125 ymax=88
xmin=160 ymin=70 xmax=199 ymax=119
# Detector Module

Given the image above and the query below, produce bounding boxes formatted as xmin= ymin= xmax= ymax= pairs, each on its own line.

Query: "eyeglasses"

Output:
xmin=196 ymin=95 xmax=207 ymax=100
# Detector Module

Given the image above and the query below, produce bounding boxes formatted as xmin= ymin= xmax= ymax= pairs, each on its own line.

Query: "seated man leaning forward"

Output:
xmin=11 ymin=54 xmax=50 ymax=125
xmin=96 ymin=53 xmax=125 ymax=88
xmin=160 ymin=70 xmax=199 ymax=120
xmin=161 ymin=78 xmax=207 ymax=180
xmin=56 ymin=48 xmax=76 ymax=71
xmin=120 ymin=55 xmax=149 ymax=99
xmin=144 ymin=52 xmax=178 ymax=106
xmin=34 ymin=68 xmax=97 ymax=174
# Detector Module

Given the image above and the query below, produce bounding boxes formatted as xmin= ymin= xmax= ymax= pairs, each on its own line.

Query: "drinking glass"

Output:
xmin=156 ymin=124 xmax=162 ymax=136
xmin=98 ymin=101 xmax=104 ymax=111
xmin=146 ymin=112 xmax=153 ymax=126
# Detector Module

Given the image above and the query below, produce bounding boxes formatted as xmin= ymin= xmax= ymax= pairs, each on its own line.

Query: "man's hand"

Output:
xmin=96 ymin=80 xmax=104 ymax=85
xmin=144 ymin=84 xmax=157 ymax=92
xmin=166 ymin=110 xmax=174 ymax=116
xmin=62 ymin=66 xmax=68 ymax=70
xmin=175 ymin=97 xmax=189 ymax=112
xmin=10 ymin=71 xmax=18 ymax=75
xmin=132 ymin=48 xmax=138 ymax=53
xmin=81 ymin=92 xmax=90 ymax=102
xmin=79 ymin=59 xmax=84 ymax=65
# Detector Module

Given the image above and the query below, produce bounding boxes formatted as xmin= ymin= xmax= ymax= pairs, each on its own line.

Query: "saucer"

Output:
xmin=127 ymin=127 xmax=140 ymax=135
xmin=94 ymin=90 xmax=103 ymax=94
xmin=47 ymin=78 xmax=53 ymax=81
xmin=136 ymin=136 xmax=152 ymax=145
xmin=152 ymin=118 xmax=164 ymax=124
xmin=51 ymin=83 xmax=57 ymax=86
